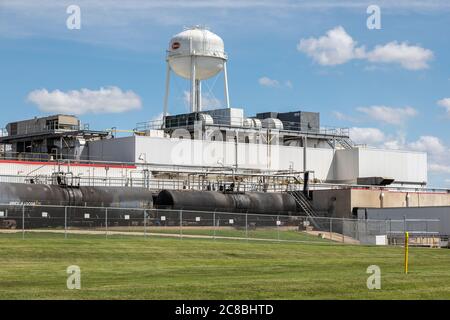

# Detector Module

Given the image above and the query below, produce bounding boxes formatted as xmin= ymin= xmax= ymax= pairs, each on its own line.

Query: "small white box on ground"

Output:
xmin=42 ymin=212 xmax=48 ymax=218
xmin=229 ymin=219 xmax=234 ymax=224
xmin=195 ymin=217 xmax=201 ymax=222
xmin=276 ymin=220 xmax=281 ymax=226
xmin=0 ymin=211 xmax=4 ymax=217
xmin=375 ymin=235 xmax=387 ymax=245
xmin=161 ymin=216 xmax=166 ymax=221
xmin=124 ymin=215 xmax=130 ymax=220
xmin=84 ymin=213 xmax=90 ymax=219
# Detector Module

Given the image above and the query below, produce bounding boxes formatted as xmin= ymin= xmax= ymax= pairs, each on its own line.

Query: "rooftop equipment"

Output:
xmin=261 ymin=118 xmax=284 ymax=130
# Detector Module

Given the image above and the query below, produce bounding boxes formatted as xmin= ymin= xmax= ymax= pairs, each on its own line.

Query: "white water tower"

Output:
xmin=163 ymin=26 xmax=230 ymax=120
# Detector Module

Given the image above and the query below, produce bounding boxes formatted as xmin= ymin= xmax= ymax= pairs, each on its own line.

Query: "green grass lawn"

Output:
xmin=0 ymin=232 xmax=449 ymax=300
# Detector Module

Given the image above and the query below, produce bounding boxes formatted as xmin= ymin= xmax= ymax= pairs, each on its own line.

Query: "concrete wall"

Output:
xmin=311 ymin=188 xmax=351 ymax=218
xmin=350 ymin=189 xmax=450 ymax=210
xmin=311 ymin=188 xmax=450 ymax=219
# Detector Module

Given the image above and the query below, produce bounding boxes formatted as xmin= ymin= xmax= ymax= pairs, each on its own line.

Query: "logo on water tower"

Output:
xmin=172 ymin=42 xmax=181 ymax=50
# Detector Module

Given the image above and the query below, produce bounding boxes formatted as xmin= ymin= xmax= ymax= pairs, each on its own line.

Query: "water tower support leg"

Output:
xmin=196 ymin=80 xmax=201 ymax=112
xmin=190 ymin=56 xmax=196 ymax=113
xmin=163 ymin=63 xmax=171 ymax=127
xmin=224 ymin=61 xmax=230 ymax=108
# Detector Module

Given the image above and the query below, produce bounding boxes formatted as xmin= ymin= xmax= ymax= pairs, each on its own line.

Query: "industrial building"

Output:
xmin=0 ymin=26 xmax=449 ymax=229
xmin=0 ymin=114 xmax=109 ymax=160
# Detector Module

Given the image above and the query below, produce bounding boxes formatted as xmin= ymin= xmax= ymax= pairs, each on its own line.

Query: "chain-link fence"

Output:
xmin=0 ymin=203 xmax=444 ymax=246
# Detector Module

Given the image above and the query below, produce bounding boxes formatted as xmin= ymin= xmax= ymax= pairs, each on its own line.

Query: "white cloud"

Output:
xmin=437 ymin=98 xmax=450 ymax=116
xmin=349 ymin=127 xmax=385 ymax=145
xmin=258 ymin=77 xmax=293 ymax=88
xmin=407 ymin=135 xmax=447 ymax=155
xmin=298 ymin=26 xmax=433 ymax=70
xmin=258 ymin=77 xmax=280 ymax=87
xmin=366 ymin=41 xmax=433 ymax=70
xmin=27 ymin=86 xmax=142 ymax=115
xmin=356 ymin=105 xmax=417 ymax=125
xmin=297 ymin=26 xmax=365 ymax=66
xmin=406 ymin=136 xmax=450 ymax=175
xmin=333 ymin=111 xmax=359 ymax=123
xmin=429 ymin=164 xmax=450 ymax=174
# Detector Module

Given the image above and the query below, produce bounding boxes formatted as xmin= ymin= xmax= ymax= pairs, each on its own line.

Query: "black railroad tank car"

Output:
xmin=154 ymin=189 xmax=299 ymax=215
xmin=0 ymin=182 xmax=154 ymax=208
xmin=0 ymin=182 xmax=154 ymax=229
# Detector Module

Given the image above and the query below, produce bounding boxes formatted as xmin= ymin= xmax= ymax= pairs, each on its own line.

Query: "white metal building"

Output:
xmin=87 ymin=135 xmax=427 ymax=186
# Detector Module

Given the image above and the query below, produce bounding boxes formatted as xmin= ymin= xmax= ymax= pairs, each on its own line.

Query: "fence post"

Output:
xmin=64 ymin=206 xmax=67 ymax=240
xmin=329 ymin=218 xmax=332 ymax=241
xmin=404 ymin=232 xmax=409 ymax=274
xmin=245 ymin=213 xmax=248 ymax=241
xmin=355 ymin=217 xmax=359 ymax=241
xmin=385 ymin=220 xmax=388 ymax=237
xmin=342 ymin=219 xmax=345 ymax=243
xmin=22 ymin=204 xmax=25 ymax=240
xmin=180 ymin=209 xmax=183 ymax=239
xmin=277 ymin=216 xmax=280 ymax=242
xmin=144 ymin=209 xmax=147 ymax=239
xmin=213 ymin=211 xmax=216 ymax=241
xmin=105 ymin=207 xmax=108 ymax=239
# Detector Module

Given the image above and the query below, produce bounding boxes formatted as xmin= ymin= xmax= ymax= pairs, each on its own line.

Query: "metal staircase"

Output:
xmin=336 ymin=137 xmax=354 ymax=150
xmin=289 ymin=191 xmax=323 ymax=230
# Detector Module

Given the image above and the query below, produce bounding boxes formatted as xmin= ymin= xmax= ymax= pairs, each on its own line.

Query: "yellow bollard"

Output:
xmin=404 ymin=232 xmax=409 ymax=274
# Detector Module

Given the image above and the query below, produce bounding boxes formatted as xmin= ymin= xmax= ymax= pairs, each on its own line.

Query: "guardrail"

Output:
xmin=135 ymin=118 xmax=350 ymax=137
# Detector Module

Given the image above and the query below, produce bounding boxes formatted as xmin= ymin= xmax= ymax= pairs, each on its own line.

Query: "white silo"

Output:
xmin=163 ymin=26 xmax=230 ymax=119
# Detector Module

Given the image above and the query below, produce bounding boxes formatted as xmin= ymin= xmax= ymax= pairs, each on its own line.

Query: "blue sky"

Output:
xmin=1 ymin=0 xmax=450 ymax=187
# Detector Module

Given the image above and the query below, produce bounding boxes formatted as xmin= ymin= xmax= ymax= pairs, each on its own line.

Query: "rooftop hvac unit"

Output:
xmin=243 ymin=118 xmax=254 ymax=128
xmin=262 ymin=118 xmax=283 ymax=130
xmin=252 ymin=118 xmax=262 ymax=128
xmin=198 ymin=113 xmax=214 ymax=125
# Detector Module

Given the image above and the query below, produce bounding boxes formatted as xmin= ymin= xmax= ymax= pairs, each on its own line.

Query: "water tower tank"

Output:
xmin=167 ymin=26 xmax=227 ymax=80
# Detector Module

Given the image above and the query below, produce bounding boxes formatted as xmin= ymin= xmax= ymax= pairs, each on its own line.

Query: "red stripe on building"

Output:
xmin=0 ymin=159 xmax=136 ymax=169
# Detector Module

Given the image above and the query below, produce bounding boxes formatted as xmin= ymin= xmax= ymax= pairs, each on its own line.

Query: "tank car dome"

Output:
xmin=167 ymin=26 xmax=227 ymax=80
